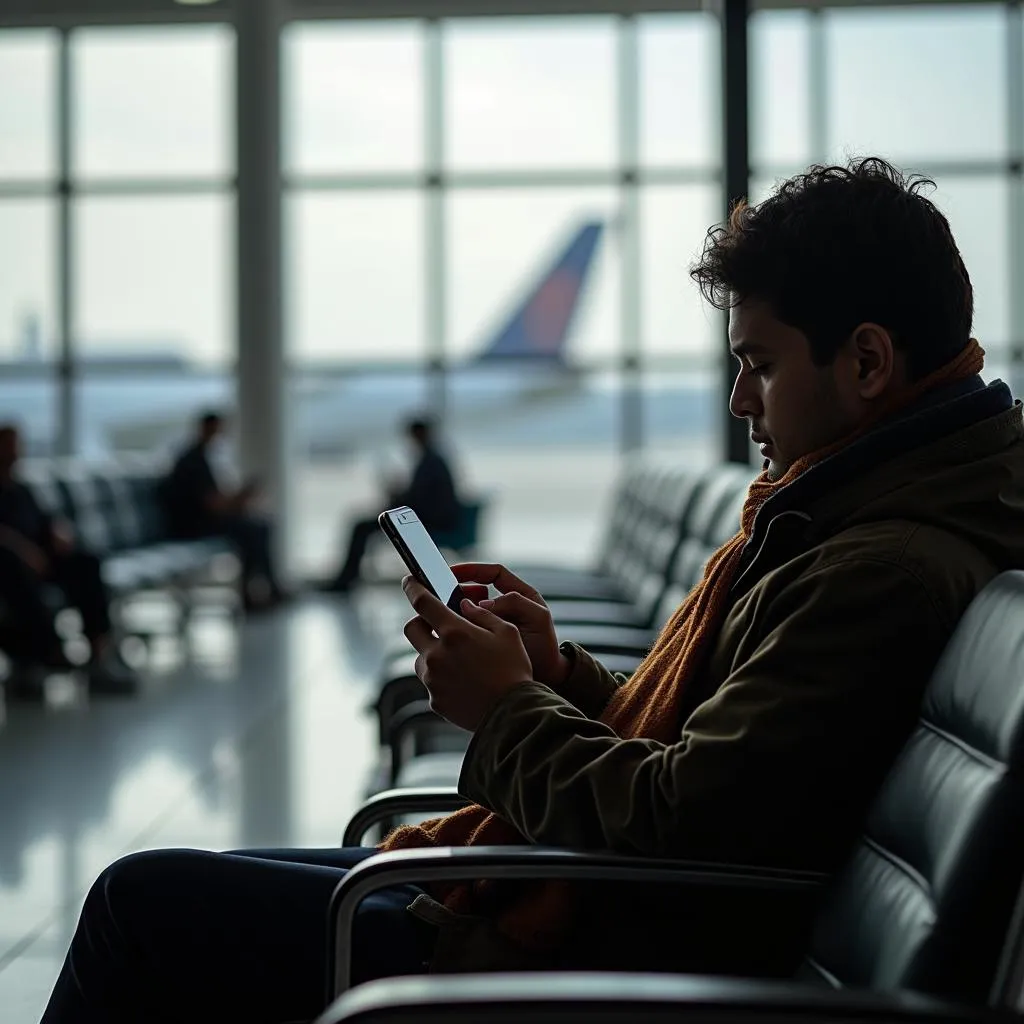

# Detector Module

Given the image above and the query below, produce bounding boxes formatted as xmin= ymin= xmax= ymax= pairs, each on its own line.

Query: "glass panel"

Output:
xmin=73 ymin=25 xmax=234 ymax=179
xmin=447 ymin=187 xmax=618 ymax=363
xmin=640 ymin=184 xmax=720 ymax=358
xmin=74 ymin=195 xmax=232 ymax=364
xmin=750 ymin=11 xmax=811 ymax=171
xmin=0 ymin=198 xmax=56 ymax=361
xmin=0 ymin=30 xmax=56 ymax=180
xmin=930 ymin=175 xmax=1011 ymax=351
xmin=825 ymin=6 xmax=1006 ymax=163
xmin=284 ymin=21 xmax=423 ymax=175
xmin=445 ymin=17 xmax=616 ymax=171
xmin=640 ymin=364 xmax=718 ymax=463
xmin=286 ymin=191 xmax=424 ymax=363
xmin=638 ymin=13 xmax=720 ymax=169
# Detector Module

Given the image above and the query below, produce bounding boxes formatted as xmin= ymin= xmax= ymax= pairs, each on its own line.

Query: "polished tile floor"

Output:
xmin=0 ymin=587 xmax=409 ymax=1023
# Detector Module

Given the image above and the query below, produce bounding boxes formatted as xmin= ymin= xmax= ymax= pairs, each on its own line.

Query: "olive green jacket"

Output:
xmin=425 ymin=378 xmax=1024 ymax=973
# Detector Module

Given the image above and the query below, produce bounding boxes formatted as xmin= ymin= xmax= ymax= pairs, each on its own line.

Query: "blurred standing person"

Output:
xmin=322 ymin=417 xmax=460 ymax=593
xmin=163 ymin=411 xmax=288 ymax=612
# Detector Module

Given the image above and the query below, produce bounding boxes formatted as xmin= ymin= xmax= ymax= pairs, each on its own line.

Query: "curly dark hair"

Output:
xmin=690 ymin=157 xmax=974 ymax=381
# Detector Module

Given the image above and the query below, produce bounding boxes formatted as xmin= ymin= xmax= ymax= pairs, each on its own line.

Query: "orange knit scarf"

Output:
xmin=380 ymin=338 xmax=986 ymax=949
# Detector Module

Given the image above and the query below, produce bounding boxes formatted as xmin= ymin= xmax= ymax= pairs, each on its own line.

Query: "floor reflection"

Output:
xmin=0 ymin=590 xmax=385 ymax=1022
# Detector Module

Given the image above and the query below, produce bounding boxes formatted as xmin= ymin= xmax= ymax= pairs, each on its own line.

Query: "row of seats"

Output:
xmin=0 ymin=456 xmax=236 ymax=664
xmin=363 ymin=456 xmax=758 ymax=812
xmin=324 ymin=562 xmax=1024 ymax=1020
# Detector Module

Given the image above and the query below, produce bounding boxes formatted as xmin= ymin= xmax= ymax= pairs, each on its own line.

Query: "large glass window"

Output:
xmin=65 ymin=26 xmax=236 ymax=460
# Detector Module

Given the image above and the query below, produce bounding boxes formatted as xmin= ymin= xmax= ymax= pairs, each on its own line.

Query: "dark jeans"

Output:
xmin=333 ymin=518 xmax=377 ymax=587
xmin=0 ymin=545 xmax=111 ymax=659
xmin=41 ymin=847 xmax=432 ymax=1024
xmin=222 ymin=515 xmax=282 ymax=595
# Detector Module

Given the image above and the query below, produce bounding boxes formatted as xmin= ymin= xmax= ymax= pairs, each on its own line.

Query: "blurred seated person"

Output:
xmin=322 ymin=417 xmax=460 ymax=593
xmin=164 ymin=411 xmax=287 ymax=612
xmin=0 ymin=424 xmax=137 ymax=694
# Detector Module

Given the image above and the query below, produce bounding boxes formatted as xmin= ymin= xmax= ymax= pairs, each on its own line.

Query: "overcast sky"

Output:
xmin=0 ymin=7 xmax=1013 ymax=368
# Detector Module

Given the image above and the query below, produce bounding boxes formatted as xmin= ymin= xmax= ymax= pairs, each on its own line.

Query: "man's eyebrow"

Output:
xmin=729 ymin=340 xmax=772 ymax=359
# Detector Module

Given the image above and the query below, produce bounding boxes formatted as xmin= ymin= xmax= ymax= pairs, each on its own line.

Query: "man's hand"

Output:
xmin=402 ymin=575 xmax=535 ymax=733
xmin=452 ymin=562 xmax=570 ymax=689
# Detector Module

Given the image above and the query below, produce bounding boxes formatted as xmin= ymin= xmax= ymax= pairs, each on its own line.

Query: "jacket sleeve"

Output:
xmin=554 ymin=642 xmax=628 ymax=720
xmin=459 ymin=558 xmax=947 ymax=862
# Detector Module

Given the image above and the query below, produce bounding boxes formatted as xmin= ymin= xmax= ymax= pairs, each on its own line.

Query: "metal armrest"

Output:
xmin=371 ymin=674 xmax=424 ymax=744
xmin=328 ymin=846 xmax=827 ymax=996
xmin=341 ymin=787 xmax=469 ymax=847
xmin=316 ymin=973 xmax=1007 ymax=1024
xmin=386 ymin=701 xmax=467 ymax=781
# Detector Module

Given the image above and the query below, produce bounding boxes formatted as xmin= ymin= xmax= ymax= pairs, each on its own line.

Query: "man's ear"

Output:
xmin=847 ymin=323 xmax=899 ymax=400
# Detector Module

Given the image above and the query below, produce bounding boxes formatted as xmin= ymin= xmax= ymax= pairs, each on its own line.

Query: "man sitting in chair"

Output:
xmin=322 ymin=416 xmax=461 ymax=594
xmin=40 ymin=158 xmax=1024 ymax=1023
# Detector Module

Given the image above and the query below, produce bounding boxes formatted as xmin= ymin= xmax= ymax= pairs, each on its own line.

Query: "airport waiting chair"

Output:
xmin=323 ymin=570 xmax=1024 ymax=1024
xmin=432 ymin=497 xmax=488 ymax=556
xmin=505 ymin=458 xmax=682 ymax=603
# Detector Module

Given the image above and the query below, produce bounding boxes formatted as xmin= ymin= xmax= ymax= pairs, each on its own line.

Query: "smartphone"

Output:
xmin=378 ymin=506 xmax=467 ymax=613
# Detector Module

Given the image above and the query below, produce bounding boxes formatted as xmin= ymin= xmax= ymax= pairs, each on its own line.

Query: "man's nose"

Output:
xmin=729 ymin=371 xmax=761 ymax=420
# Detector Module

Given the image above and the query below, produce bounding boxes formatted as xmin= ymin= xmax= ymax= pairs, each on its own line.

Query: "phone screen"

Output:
xmin=380 ymin=507 xmax=462 ymax=611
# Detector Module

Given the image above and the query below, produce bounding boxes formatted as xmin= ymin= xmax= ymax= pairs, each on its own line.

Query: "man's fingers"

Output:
xmin=403 ymin=615 xmax=437 ymax=653
xmin=451 ymin=562 xmax=544 ymax=603
xmin=402 ymin=575 xmax=462 ymax=632
xmin=479 ymin=590 xmax=544 ymax=624
xmin=461 ymin=598 xmax=516 ymax=635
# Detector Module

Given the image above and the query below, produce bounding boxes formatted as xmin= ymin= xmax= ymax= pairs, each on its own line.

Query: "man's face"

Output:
xmin=728 ymin=299 xmax=860 ymax=481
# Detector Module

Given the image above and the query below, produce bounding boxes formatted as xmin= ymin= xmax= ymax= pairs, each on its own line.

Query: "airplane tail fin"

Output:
xmin=475 ymin=221 xmax=604 ymax=364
